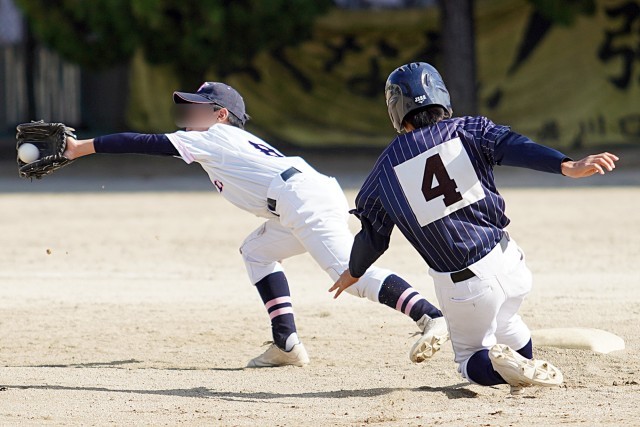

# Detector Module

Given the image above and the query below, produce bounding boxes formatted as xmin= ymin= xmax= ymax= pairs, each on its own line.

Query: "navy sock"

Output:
xmin=517 ymin=338 xmax=533 ymax=359
xmin=378 ymin=274 xmax=442 ymax=321
xmin=465 ymin=349 xmax=507 ymax=386
xmin=254 ymin=272 xmax=297 ymax=350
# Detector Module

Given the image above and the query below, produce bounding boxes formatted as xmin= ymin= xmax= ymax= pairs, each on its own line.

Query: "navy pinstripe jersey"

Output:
xmin=354 ymin=116 xmax=511 ymax=273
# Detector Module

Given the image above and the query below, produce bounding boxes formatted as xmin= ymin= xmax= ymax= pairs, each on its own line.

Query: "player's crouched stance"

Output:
xmin=330 ymin=62 xmax=619 ymax=394
xmin=60 ymin=82 xmax=449 ymax=368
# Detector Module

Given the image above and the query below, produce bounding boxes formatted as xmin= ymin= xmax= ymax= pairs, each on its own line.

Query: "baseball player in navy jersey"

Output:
xmin=62 ymin=82 xmax=450 ymax=368
xmin=330 ymin=62 xmax=619 ymax=393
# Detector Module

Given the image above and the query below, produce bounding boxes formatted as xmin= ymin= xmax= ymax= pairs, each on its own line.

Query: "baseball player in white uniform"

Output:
xmin=63 ymin=82 xmax=449 ymax=368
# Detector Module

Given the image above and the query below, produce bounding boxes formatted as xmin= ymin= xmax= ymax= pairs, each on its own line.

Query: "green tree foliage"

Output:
xmin=17 ymin=0 xmax=138 ymax=68
xmin=17 ymin=0 xmax=331 ymax=86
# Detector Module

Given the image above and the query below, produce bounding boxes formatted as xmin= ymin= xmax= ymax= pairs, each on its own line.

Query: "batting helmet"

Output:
xmin=385 ymin=62 xmax=452 ymax=133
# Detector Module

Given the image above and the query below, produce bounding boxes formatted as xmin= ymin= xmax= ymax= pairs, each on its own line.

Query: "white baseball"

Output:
xmin=18 ymin=143 xmax=40 ymax=163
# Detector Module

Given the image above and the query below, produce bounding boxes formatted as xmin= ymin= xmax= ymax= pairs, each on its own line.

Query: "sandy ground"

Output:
xmin=0 ymin=156 xmax=639 ymax=426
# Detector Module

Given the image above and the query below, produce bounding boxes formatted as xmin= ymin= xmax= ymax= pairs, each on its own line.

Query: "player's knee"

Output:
xmin=239 ymin=238 xmax=263 ymax=265
xmin=239 ymin=242 xmax=250 ymax=262
xmin=239 ymin=243 xmax=279 ymax=285
xmin=239 ymin=223 xmax=268 ymax=259
xmin=240 ymin=249 xmax=266 ymax=272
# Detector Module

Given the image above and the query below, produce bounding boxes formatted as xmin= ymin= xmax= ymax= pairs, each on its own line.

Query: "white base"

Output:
xmin=531 ymin=328 xmax=625 ymax=354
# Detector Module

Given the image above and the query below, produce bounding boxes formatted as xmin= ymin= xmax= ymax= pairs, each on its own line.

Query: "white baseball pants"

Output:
xmin=429 ymin=235 xmax=532 ymax=381
xmin=240 ymin=171 xmax=392 ymax=302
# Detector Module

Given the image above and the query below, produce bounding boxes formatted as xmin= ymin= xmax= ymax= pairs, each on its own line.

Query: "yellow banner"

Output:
xmin=127 ymin=0 xmax=639 ymax=148
xmin=478 ymin=0 xmax=640 ymax=147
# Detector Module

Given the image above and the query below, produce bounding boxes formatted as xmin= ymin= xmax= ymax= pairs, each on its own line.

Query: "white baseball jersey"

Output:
xmin=166 ymin=124 xmax=317 ymax=218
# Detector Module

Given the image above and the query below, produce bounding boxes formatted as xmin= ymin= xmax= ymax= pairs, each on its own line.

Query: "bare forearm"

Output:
xmin=65 ymin=138 xmax=95 ymax=160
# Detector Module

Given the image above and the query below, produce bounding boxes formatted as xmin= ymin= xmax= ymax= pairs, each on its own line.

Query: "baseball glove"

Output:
xmin=16 ymin=120 xmax=76 ymax=179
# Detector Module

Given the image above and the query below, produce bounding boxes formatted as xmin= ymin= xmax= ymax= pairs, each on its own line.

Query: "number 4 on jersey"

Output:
xmin=421 ymin=153 xmax=463 ymax=207
xmin=393 ymin=137 xmax=485 ymax=227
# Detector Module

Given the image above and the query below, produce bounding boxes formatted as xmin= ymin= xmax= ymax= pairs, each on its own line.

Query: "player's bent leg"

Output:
xmin=240 ymin=221 xmax=309 ymax=368
xmin=430 ymin=271 xmax=504 ymax=384
xmin=240 ymin=220 xmax=306 ymax=284
xmin=495 ymin=309 xmax=532 ymax=357
xmin=494 ymin=241 xmax=537 ymax=360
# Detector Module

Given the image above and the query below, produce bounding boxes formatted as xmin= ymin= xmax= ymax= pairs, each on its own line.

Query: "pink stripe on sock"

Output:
xmin=395 ymin=288 xmax=415 ymax=311
xmin=265 ymin=296 xmax=292 ymax=310
xmin=403 ymin=294 xmax=424 ymax=316
xmin=269 ymin=307 xmax=294 ymax=320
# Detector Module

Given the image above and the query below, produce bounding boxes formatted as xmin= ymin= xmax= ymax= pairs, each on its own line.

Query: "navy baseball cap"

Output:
xmin=173 ymin=82 xmax=249 ymax=125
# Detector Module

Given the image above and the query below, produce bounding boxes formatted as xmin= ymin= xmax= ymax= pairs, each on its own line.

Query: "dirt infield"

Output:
xmin=1 ymin=180 xmax=639 ymax=425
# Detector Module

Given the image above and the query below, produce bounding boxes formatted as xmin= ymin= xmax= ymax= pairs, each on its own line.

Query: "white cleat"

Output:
xmin=246 ymin=342 xmax=310 ymax=368
xmin=410 ymin=316 xmax=450 ymax=363
xmin=489 ymin=344 xmax=563 ymax=393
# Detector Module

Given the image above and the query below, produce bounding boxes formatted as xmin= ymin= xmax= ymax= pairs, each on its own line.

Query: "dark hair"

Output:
xmin=212 ymin=105 xmax=249 ymax=129
xmin=402 ymin=106 xmax=450 ymax=130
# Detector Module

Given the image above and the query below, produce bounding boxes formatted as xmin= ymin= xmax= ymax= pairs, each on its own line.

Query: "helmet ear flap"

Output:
xmin=385 ymin=83 xmax=405 ymax=133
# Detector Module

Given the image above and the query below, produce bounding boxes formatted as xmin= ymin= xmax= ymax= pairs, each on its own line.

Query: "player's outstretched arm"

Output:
xmin=64 ymin=133 xmax=180 ymax=160
xmin=561 ymin=152 xmax=619 ymax=178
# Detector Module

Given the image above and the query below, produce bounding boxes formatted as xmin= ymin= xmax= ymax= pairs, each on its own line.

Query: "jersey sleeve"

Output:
xmin=94 ymin=133 xmax=179 ymax=156
xmin=352 ymin=169 xmax=395 ymax=237
xmin=494 ymin=131 xmax=571 ymax=174
xmin=467 ymin=116 xmax=511 ymax=166
xmin=348 ymin=169 xmax=395 ymax=277
xmin=348 ymin=217 xmax=391 ymax=278
xmin=165 ymin=130 xmax=223 ymax=165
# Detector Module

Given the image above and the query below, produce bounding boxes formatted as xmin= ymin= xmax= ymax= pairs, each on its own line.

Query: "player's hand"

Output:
xmin=329 ymin=269 xmax=359 ymax=299
xmin=63 ymin=136 xmax=79 ymax=159
xmin=561 ymin=152 xmax=619 ymax=178
xmin=63 ymin=136 xmax=95 ymax=160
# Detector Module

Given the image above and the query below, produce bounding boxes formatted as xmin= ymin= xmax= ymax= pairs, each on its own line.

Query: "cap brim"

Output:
xmin=173 ymin=91 xmax=213 ymax=104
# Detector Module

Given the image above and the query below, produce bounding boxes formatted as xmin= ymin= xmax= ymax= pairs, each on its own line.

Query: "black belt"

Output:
xmin=450 ymin=235 xmax=509 ymax=283
xmin=267 ymin=167 xmax=301 ymax=214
